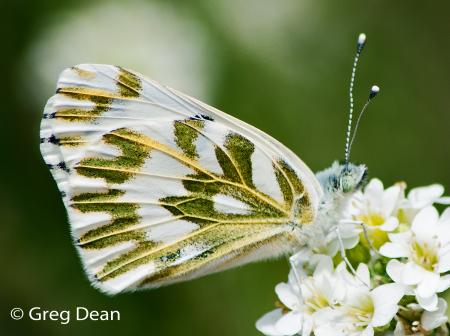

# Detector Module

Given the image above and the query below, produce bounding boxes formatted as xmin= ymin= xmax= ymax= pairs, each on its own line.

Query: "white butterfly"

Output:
xmin=40 ymin=34 xmax=377 ymax=294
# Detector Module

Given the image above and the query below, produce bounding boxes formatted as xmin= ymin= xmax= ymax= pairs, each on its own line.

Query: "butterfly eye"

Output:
xmin=356 ymin=167 xmax=369 ymax=189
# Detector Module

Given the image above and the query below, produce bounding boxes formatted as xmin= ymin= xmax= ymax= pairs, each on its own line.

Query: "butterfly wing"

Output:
xmin=40 ymin=64 xmax=322 ymax=294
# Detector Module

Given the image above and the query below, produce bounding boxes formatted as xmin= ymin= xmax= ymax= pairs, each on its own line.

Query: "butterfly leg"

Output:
xmin=334 ymin=225 xmax=358 ymax=275
xmin=333 ymin=225 xmax=369 ymax=288
xmin=339 ymin=219 xmax=380 ymax=255
xmin=288 ymin=251 xmax=306 ymax=287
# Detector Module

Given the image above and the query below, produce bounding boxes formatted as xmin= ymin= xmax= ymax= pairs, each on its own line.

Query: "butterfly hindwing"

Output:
xmin=40 ymin=64 xmax=321 ymax=294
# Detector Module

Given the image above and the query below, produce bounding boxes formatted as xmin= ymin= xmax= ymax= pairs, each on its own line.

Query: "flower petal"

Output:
xmin=380 ymin=242 xmax=409 ymax=258
xmin=338 ymin=222 xmax=361 ymax=238
xmin=437 ymin=274 xmax=450 ymax=293
xmin=416 ymin=292 xmax=438 ymax=312
xmin=365 ymin=178 xmax=384 ymax=206
xmin=416 ymin=271 xmax=439 ymax=299
xmin=356 ymin=263 xmax=371 ymax=287
xmin=388 ymin=231 xmax=412 ymax=244
xmin=421 ymin=298 xmax=448 ymax=330
xmin=411 ymin=206 xmax=439 ymax=238
xmin=275 ymin=283 xmax=299 ymax=310
xmin=386 ymin=259 xmax=404 ymax=283
xmin=314 ymin=308 xmax=346 ymax=336
xmin=439 ymin=207 xmax=450 ymax=222
xmin=371 ymin=283 xmax=404 ymax=326
xmin=402 ymin=262 xmax=426 ymax=285
xmin=345 ymin=286 xmax=370 ymax=308
xmin=378 ymin=216 xmax=399 ymax=232
xmin=438 ymin=247 xmax=450 ymax=273
xmin=256 ymin=309 xmax=284 ymax=336
xmin=370 ymin=283 xmax=405 ymax=309
xmin=436 ymin=226 xmax=450 ymax=245
xmin=382 ymin=185 xmax=402 ymax=217
xmin=437 ymin=196 xmax=450 ymax=205
xmin=314 ymin=325 xmax=345 ymax=336
xmin=301 ymin=315 xmax=314 ymax=336
xmin=275 ymin=311 xmax=303 ymax=336
xmin=325 ymin=240 xmax=339 ymax=257
xmin=342 ymin=235 xmax=360 ymax=250
xmin=408 ymin=184 xmax=444 ymax=208
xmin=313 ymin=256 xmax=333 ymax=279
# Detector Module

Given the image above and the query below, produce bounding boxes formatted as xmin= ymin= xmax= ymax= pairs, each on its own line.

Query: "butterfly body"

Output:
xmin=40 ymin=64 xmax=366 ymax=294
xmin=306 ymin=162 xmax=367 ymax=250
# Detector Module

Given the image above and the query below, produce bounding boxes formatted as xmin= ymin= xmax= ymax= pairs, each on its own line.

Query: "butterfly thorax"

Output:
xmin=302 ymin=161 xmax=368 ymax=249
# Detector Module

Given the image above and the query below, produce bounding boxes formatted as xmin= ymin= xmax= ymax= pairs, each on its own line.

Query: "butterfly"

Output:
xmin=40 ymin=34 xmax=377 ymax=294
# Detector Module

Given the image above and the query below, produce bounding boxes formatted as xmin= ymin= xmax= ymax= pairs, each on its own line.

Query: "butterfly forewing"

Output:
xmin=40 ymin=64 xmax=321 ymax=294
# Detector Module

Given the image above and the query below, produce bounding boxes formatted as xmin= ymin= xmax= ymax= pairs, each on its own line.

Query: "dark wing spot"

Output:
xmin=48 ymin=135 xmax=60 ymax=145
xmin=40 ymin=135 xmax=60 ymax=145
xmin=57 ymin=161 xmax=70 ymax=173
xmin=43 ymin=112 xmax=56 ymax=119
xmin=189 ymin=114 xmax=214 ymax=121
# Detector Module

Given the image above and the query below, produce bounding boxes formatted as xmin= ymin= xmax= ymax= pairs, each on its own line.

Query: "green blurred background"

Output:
xmin=2 ymin=0 xmax=449 ymax=335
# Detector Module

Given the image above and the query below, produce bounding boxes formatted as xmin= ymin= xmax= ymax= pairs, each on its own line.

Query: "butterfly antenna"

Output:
xmin=344 ymin=33 xmax=366 ymax=166
xmin=348 ymin=85 xmax=380 ymax=156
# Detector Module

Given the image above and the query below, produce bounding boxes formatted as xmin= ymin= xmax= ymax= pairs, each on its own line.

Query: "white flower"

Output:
xmin=256 ymin=256 xmax=343 ymax=336
xmin=400 ymin=184 xmax=450 ymax=222
xmin=347 ymin=178 xmax=404 ymax=249
xmin=314 ymin=264 xmax=404 ymax=336
xmin=381 ymin=206 xmax=450 ymax=311
xmin=406 ymin=184 xmax=449 ymax=208
xmin=257 ymin=258 xmax=404 ymax=336
xmin=393 ymin=299 xmax=448 ymax=335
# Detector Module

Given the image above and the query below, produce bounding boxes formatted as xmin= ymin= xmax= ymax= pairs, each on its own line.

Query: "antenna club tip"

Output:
xmin=358 ymin=33 xmax=366 ymax=44
xmin=357 ymin=33 xmax=367 ymax=50
xmin=369 ymin=85 xmax=380 ymax=99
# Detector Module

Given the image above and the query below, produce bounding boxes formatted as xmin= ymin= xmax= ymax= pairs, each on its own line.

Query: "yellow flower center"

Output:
xmin=356 ymin=213 xmax=389 ymax=249
xmin=303 ymin=280 xmax=331 ymax=313
xmin=358 ymin=213 xmax=385 ymax=227
xmin=410 ymin=237 xmax=439 ymax=272
xmin=346 ymin=295 xmax=374 ymax=329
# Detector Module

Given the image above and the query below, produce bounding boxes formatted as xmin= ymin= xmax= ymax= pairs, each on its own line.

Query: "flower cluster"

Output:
xmin=257 ymin=179 xmax=450 ymax=336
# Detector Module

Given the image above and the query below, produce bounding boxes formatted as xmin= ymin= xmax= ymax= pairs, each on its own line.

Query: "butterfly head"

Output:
xmin=340 ymin=163 xmax=368 ymax=193
xmin=317 ymin=161 xmax=368 ymax=195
